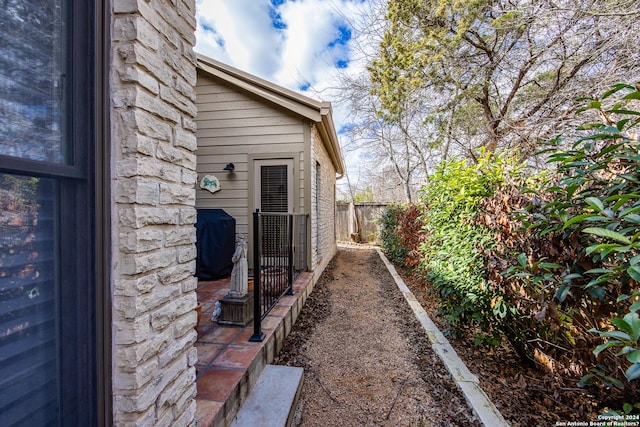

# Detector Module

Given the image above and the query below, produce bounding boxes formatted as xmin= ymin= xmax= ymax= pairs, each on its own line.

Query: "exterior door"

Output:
xmin=254 ymin=159 xmax=294 ymax=214
xmin=253 ymin=159 xmax=295 ymax=262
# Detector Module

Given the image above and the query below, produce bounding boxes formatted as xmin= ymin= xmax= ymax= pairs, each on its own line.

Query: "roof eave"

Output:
xmin=197 ymin=54 xmax=322 ymax=122
xmin=196 ymin=54 xmax=345 ymax=178
xmin=318 ymin=102 xmax=345 ymax=178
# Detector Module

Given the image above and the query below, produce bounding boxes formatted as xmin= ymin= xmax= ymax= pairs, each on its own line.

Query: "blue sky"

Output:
xmin=195 ymin=0 xmax=365 ymax=94
xmin=195 ymin=0 xmax=384 ymax=192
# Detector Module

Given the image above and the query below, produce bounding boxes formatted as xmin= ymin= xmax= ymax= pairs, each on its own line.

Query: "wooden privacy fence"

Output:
xmin=336 ymin=202 xmax=389 ymax=244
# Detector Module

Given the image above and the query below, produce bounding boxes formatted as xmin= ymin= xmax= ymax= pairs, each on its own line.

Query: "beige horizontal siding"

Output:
xmin=196 ymin=189 xmax=247 ymax=199
xmin=196 ymin=154 xmax=247 ymax=165
xmin=196 ymin=100 xmax=267 ymax=113
xmin=196 ymin=91 xmax=254 ymax=104
xmin=196 ymin=138 xmax=303 ymax=155
xmin=198 ymin=124 xmax=303 ymax=138
xmin=197 ymin=115 xmax=300 ymax=130
xmin=195 ymin=73 xmax=306 ymax=234
xmin=196 ymin=108 xmax=287 ymax=121
xmin=196 ymin=82 xmax=228 ymax=95
xmin=194 ymin=196 xmax=248 ymax=209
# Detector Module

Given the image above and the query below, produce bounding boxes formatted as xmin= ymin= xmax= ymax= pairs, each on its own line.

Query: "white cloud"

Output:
xmin=195 ymin=0 xmax=385 ymax=188
xmin=196 ymin=0 xmax=284 ymax=79
xmin=195 ymin=0 xmax=364 ymax=94
xmin=274 ymin=0 xmax=352 ymax=91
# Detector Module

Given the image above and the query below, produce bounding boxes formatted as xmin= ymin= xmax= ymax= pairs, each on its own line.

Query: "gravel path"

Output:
xmin=274 ymin=247 xmax=480 ymax=426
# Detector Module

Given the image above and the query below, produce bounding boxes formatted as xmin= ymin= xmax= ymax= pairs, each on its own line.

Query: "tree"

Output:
xmin=333 ymin=0 xmax=436 ymax=202
xmin=353 ymin=186 xmax=375 ymax=203
xmin=370 ymin=0 xmax=640 ymax=160
xmin=338 ymin=87 xmax=431 ymax=202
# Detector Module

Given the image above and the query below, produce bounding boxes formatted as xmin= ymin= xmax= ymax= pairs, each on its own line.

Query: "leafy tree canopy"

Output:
xmin=370 ymin=0 xmax=640 ymax=159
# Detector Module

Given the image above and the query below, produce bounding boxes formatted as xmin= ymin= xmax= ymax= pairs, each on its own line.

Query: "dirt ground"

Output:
xmin=274 ymin=247 xmax=480 ymax=427
xmin=275 ymin=245 xmax=640 ymax=426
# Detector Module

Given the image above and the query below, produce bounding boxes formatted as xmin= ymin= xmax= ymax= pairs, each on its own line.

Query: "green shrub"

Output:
xmin=498 ymin=83 xmax=640 ymax=396
xmin=539 ymin=84 xmax=640 ymax=389
xmin=478 ymin=171 xmax=592 ymax=364
xmin=419 ymin=152 xmax=517 ymax=340
xmin=384 ymin=83 xmax=640 ymax=408
xmin=380 ymin=203 xmax=424 ymax=268
xmin=380 ymin=203 xmax=408 ymax=265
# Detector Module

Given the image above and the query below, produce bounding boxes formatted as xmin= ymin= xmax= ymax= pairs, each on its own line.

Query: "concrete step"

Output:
xmin=229 ymin=365 xmax=304 ymax=427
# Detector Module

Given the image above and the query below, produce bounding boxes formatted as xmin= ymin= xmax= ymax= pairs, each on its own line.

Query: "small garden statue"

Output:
xmin=211 ymin=301 xmax=221 ymax=321
xmin=227 ymin=235 xmax=248 ymax=298
xmin=217 ymin=235 xmax=254 ymax=326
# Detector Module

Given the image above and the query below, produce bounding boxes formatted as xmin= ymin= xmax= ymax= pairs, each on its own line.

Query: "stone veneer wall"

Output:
xmin=310 ymin=125 xmax=338 ymax=271
xmin=110 ymin=1 xmax=199 ymax=425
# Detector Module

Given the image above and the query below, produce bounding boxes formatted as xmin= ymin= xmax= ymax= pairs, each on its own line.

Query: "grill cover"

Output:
xmin=195 ymin=209 xmax=236 ymax=280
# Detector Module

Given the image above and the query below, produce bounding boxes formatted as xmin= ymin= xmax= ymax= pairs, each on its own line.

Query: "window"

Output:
xmin=261 ymin=165 xmax=289 ymax=212
xmin=0 ymin=1 xmax=99 ymax=425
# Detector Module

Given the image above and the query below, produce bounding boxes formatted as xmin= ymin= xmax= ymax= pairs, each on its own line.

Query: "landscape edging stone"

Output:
xmin=376 ymin=249 xmax=510 ymax=427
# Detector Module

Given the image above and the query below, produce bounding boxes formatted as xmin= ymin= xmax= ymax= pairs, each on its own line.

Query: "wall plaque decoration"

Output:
xmin=200 ymin=175 xmax=221 ymax=193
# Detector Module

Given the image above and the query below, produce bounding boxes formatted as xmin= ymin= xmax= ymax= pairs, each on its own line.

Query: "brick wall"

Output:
xmin=111 ymin=1 xmax=199 ymax=425
xmin=310 ymin=125 xmax=338 ymax=270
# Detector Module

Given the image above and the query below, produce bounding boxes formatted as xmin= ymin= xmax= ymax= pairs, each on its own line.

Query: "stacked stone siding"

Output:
xmin=111 ymin=1 xmax=198 ymax=426
xmin=310 ymin=125 xmax=338 ymax=270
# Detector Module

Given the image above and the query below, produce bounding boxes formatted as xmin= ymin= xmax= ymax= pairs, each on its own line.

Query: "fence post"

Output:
xmin=249 ymin=209 xmax=264 ymax=342
xmin=286 ymin=214 xmax=294 ymax=295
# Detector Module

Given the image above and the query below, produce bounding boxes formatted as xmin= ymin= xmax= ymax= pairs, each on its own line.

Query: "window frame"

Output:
xmin=0 ymin=0 xmax=107 ymax=424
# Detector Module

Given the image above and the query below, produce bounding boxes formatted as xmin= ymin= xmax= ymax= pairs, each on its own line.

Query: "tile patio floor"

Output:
xmin=194 ymin=272 xmax=315 ymax=427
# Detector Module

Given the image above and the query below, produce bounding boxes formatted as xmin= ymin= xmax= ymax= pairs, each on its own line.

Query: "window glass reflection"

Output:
xmin=0 ymin=173 xmax=59 ymax=426
xmin=0 ymin=1 xmax=66 ymax=163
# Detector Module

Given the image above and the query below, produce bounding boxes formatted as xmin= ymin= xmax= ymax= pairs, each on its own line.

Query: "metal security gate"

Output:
xmin=250 ymin=210 xmax=308 ymax=341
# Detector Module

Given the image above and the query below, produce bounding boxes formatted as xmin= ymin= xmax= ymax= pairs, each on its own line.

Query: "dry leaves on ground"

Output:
xmin=400 ymin=272 xmax=620 ymax=427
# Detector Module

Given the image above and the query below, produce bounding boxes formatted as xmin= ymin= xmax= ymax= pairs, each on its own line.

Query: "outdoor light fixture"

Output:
xmin=223 ymin=163 xmax=235 ymax=172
